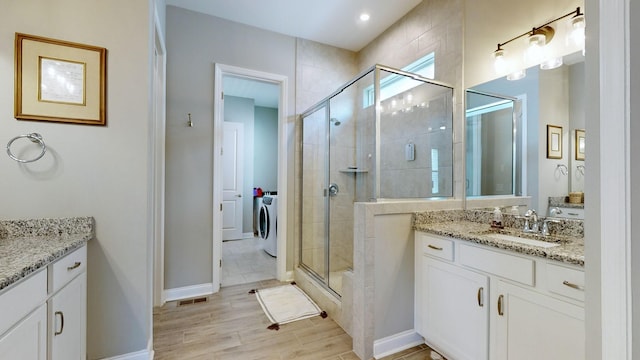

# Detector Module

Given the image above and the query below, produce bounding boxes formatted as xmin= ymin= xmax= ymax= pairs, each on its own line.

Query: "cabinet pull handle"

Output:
xmin=568 ymin=212 xmax=579 ymax=216
xmin=477 ymin=287 xmax=484 ymax=307
xmin=497 ymin=295 xmax=504 ymax=316
xmin=427 ymin=244 xmax=443 ymax=251
xmin=67 ymin=261 xmax=81 ymax=271
xmin=562 ymin=280 xmax=584 ymax=290
xmin=55 ymin=311 xmax=65 ymax=336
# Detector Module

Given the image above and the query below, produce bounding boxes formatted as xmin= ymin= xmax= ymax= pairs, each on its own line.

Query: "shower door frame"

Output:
xmin=298 ymin=64 xmax=456 ymax=297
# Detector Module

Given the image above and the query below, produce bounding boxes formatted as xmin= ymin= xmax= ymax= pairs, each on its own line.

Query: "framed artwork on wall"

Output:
xmin=547 ymin=125 xmax=562 ymax=159
xmin=15 ymin=33 xmax=107 ymax=125
xmin=575 ymin=129 xmax=585 ymax=161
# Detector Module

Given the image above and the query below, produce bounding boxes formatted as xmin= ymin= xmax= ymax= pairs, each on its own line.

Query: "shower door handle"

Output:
xmin=328 ymin=183 xmax=339 ymax=197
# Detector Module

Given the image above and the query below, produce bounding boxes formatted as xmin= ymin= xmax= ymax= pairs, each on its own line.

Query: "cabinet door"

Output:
xmin=420 ymin=256 xmax=489 ymax=360
xmin=50 ymin=272 xmax=86 ymax=360
xmin=0 ymin=304 xmax=47 ymax=360
xmin=493 ymin=280 xmax=585 ymax=360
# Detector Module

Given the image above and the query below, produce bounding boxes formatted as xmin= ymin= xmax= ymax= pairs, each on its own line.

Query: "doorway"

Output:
xmin=213 ymin=64 xmax=289 ymax=292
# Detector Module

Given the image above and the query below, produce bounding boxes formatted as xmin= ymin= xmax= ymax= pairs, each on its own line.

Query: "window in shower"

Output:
xmin=362 ymin=52 xmax=435 ymax=108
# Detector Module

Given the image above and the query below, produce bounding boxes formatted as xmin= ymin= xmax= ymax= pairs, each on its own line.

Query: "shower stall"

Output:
xmin=299 ymin=64 xmax=454 ymax=297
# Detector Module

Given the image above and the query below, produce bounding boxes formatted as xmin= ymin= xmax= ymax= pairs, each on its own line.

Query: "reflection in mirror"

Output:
xmin=465 ymin=52 xmax=584 ymax=216
xmin=465 ymin=90 xmax=518 ymax=197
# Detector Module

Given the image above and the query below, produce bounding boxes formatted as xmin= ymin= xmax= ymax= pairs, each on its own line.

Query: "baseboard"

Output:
xmin=373 ymin=330 xmax=424 ymax=359
xmin=284 ymin=270 xmax=294 ymax=282
xmin=164 ymin=283 xmax=214 ymax=302
xmin=100 ymin=349 xmax=153 ymax=360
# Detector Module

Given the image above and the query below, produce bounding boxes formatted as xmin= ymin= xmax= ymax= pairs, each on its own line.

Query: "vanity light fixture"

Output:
xmin=493 ymin=47 xmax=509 ymax=75
xmin=492 ymin=7 xmax=585 ymax=74
xmin=507 ymin=69 xmax=526 ymax=81
xmin=540 ymin=56 xmax=563 ymax=70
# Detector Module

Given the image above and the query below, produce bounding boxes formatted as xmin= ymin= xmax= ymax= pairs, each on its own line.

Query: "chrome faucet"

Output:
xmin=549 ymin=207 xmax=563 ymax=217
xmin=541 ymin=218 xmax=562 ymax=236
xmin=523 ymin=209 xmax=539 ymax=233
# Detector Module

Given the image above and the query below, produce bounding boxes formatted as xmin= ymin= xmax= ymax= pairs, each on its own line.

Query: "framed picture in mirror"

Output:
xmin=575 ymin=129 xmax=585 ymax=160
xmin=547 ymin=125 xmax=562 ymax=159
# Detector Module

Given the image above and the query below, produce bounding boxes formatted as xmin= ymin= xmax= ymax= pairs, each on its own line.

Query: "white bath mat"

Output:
xmin=251 ymin=282 xmax=326 ymax=330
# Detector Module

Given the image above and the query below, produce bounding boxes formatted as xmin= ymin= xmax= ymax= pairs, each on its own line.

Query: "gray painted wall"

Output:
xmin=254 ymin=106 xmax=279 ymax=194
xmin=165 ymin=6 xmax=296 ymax=289
xmin=1 ymin=0 xmax=158 ymax=358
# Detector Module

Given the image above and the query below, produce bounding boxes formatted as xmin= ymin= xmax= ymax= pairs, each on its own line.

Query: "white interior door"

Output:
xmin=222 ymin=122 xmax=244 ymax=240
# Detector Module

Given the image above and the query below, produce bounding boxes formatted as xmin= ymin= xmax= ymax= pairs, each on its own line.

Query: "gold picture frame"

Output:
xmin=15 ymin=33 xmax=107 ymax=125
xmin=575 ymin=129 xmax=585 ymax=161
xmin=547 ymin=124 xmax=562 ymax=159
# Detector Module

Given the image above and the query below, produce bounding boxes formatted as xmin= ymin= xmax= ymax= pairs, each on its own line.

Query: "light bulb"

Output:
xmin=525 ymin=33 xmax=547 ymax=66
xmin=540 ymin=57 xmax=563 ymax=70
xmin=493 ymin=48 xmax=509 ymax=75
xmin=507 ymin=69 xmax=526 ymax=81
xmin=569 ymin=14 xmax=586 ymax=47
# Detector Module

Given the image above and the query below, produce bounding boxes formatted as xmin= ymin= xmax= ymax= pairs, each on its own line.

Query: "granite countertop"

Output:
xmin=0 ymin=217 xmax=95 ymax=292
xmin=413 ymin=210 xmax=584 ymax=266
xmin=548 ymin=196 xmax=585 ymax=209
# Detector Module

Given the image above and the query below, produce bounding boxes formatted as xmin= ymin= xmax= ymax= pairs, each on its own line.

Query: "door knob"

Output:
xmin=235 ymin=194 xmax=242 ymax=198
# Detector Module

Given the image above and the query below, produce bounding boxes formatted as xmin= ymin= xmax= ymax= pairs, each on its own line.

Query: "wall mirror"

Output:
xmin=465 ymin=51 xmax=585 ymax=216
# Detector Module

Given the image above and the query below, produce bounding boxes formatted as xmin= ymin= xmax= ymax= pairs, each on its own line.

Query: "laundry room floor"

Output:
xmin=222 ymin=237 xmax=277 ymax=287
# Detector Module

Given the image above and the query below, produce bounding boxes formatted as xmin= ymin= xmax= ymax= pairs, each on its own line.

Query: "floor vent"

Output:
xmin=178 ymin=297 xmax=208 ymax=306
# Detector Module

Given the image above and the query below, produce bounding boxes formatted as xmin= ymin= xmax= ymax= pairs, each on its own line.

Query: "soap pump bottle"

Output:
xmin=491 ymin=207 xmax=504 ymax=229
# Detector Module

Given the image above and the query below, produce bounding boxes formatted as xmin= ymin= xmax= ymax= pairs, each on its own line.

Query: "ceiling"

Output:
xmin=167 ymin=0 xmax=423 ymax=108
xmin=165 ymin=0 xmax=422 ymax=52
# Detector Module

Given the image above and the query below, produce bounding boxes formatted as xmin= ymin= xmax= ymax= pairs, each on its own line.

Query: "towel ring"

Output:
xmin=6 ymin=133 xmax=47 ymax=163
xmin=556 ymin=164 xmax=568 ymax=176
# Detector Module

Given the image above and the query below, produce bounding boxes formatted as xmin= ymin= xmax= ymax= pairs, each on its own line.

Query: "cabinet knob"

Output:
xmin=54 ymin=311 xmax=65 ymax=335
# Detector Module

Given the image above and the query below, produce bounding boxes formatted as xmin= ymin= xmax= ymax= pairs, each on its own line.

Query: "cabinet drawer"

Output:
xmin=420 ymin=234 xmax=454 ymax=261
xmin=459 ymin=244 xmax=535 ymax=286
xmin=0 ymin=269 xmax=47 ymax=336
xmin=555 ymin=207 xmax=584 ymax=219
xmin=546 ymin=263 xmax=585 ymax=302
xmin=51 ymin=245 xmax=87 ymax=294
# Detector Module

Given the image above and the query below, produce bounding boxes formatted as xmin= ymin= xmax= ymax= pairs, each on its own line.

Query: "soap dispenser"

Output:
xmin=491 ymin=207 xmax=504 ymax=229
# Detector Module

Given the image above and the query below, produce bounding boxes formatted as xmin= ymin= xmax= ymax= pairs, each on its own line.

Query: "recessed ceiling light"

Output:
xmin=359 ymin=13 xmax=370 ymax=22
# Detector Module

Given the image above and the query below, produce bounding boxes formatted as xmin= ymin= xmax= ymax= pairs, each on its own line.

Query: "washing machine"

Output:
xmin=258 ymin=195 xmax=277 ymax=257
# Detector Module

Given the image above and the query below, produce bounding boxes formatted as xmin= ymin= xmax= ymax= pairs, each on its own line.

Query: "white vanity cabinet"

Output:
xmin=0 ymin=266 xmax=48 ymax=360
xmin=415 ymin=235 xmax=489 ymax=360
xmin=493 ymin=279 xmax=585 ymax=360
xmin=0 ymin=245 xmax=87 ymax=360
xmin=415 ymin=232 xmax=584 ymax=360
xmin=49 ymin=245 xmax=87 ymax=360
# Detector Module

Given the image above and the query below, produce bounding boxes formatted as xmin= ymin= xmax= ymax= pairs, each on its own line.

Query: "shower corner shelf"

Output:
xmin=339 ymin=168 xmax=369 ymax=173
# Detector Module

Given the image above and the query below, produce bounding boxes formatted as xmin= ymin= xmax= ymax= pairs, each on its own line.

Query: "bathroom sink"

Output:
xmin=486 ymin=233 xmax=560 ymax=248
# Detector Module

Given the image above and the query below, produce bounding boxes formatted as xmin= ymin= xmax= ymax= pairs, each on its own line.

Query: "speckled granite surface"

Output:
xmin=413 ymin=210 xmax=584 ymax=266
xmin=549 ymin=196 xmax=584 ymax=209
xmin=0 ymin=217 xmax=94 ymax=291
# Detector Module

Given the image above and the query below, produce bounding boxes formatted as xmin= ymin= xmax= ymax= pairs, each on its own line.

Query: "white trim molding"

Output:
xmin=373 ymin=330 xmax=424 ymax=359
xmin=164 ymin=283 xmax=214 ymax=302
xmin=585 ymin=0 xmax=632 ymax=359
xmin=99 ymin=349 xmax=153 ymax=360
xmin=213 ymin=64 xmax=289 ymax=294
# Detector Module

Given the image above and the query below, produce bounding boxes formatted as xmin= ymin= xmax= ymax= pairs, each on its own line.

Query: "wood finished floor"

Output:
xmin=153 ymin=279 xmax=441 ymax=360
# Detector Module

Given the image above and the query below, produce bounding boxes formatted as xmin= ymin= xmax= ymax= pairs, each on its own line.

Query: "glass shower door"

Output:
xmin=300 ymin=106 xmax=328 ymax=282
